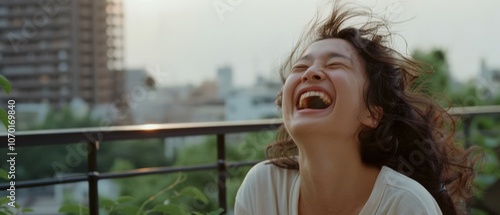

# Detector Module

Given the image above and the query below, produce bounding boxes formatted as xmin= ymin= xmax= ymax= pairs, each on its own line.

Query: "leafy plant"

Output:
xmin=0 ymin=197 xmax=34 ymax=215
xmin=58 ymin=173 xmax=224 ymax=215
xmin=0 ymin=170 xmax=33 ymax=215
xmin=0 ymin=76 xmax=32 ymax=215
xmin=0 ymin=74 xmax=12 ymax=130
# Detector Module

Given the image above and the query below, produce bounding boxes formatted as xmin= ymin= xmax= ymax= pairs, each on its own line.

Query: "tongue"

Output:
xmin=306 ymin=96 xmax=329 ymax=109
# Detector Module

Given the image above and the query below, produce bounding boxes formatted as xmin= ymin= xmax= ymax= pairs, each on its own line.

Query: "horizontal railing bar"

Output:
xmin=227 ymin=160 xmax=261 ymax=169
xmin=449 ymin=105 xmax=500 ymax=116
xmin=0 ymin=119 xmax=282 ymax=148
xmin=0 ymin=161 xmax=262 ymax=190
xmin=0 ymin=174 xmax=88 ymax=190
xmin=99 ymin=164 xmax=218 ymax=180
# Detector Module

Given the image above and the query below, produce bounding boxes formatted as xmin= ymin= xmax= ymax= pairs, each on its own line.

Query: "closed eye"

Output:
xmin=326 ymin=62 xmax=350 ymax=70
xmin=326 ymin=63 xmax=342 ymax=68
xmin=291 ymin=65 xmax=309 ymax=72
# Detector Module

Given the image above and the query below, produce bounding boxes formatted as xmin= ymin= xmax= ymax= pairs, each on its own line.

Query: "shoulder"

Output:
xmin=235 ymin=160 xmax=299 ymax=215
xmin=372 ymin=166 xmax=442 ymax=215
xmin=240 ymin=160 xmax=299 ymax=184
xmin=236 ymin=160 xmax=299 ymax=195
xmin=245 ymin=160 xmax=280 ymax=177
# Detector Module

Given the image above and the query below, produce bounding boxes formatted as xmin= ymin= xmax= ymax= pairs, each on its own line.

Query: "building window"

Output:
xmin=59 ymin=74 xmax=69 ymax=83
xmin=60 ymin=86 xmax=69 ymax=97
xmin=58 ymin=50 xmax=68 ymax=60
xmin=0 ymin=18 xmax=8 ymax=27
xmin=0 ymin=7 xmax=8 ymax=15
xmin=58 ymin=62 xmax=68 ymax=72
xmin=39 ymin=75 xmax=50 ymax=85
xmin=252 ymin=96 xmax=275 ymax=105
xmin=38 ymin=64 xmax=54 ymax=73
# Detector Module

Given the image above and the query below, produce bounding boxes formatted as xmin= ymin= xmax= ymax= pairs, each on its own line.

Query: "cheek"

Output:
xmin=332 ymin=72 xmax=364 ymax=96
xmin=331 ymin=74 xmax=366 ymax=109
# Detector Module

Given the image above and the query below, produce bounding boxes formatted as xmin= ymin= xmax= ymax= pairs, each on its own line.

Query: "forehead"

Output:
xmin=300 ymin=38 xmax=361 ymax=62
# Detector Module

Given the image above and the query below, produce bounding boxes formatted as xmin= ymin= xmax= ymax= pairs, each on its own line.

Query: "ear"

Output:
xmin=275 ymin=89 xmax=283 ymax=107
xmin=360 ymin=106 xmax=383 ymax=128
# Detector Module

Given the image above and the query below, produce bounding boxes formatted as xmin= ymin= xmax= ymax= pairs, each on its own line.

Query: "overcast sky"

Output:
xmin=123 ymin=0 xmax=500 ymax=87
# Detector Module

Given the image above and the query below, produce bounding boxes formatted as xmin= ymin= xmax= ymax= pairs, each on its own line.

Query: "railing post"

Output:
xmin=88 ymin=141 xmax=99 ymax=215
xmin=216 ymin=134 xmax=227 ymax=214
xmin=463 ymin=115 xmax=473 ymax=215
xmin=463 ymin=116 xmax=472 ymax=148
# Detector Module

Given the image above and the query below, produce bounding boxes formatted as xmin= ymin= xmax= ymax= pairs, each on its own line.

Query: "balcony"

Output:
xmin=0 ymin=30 xmax=71 ymax=42
xmin=0 ymin=56 xmax=68 ymax=65
xmin=1 ymin=106 xmax=499 ymax=214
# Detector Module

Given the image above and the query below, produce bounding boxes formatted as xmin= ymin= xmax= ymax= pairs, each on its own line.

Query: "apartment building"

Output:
xmin=0 ymin=0 xmax=124 ymax=108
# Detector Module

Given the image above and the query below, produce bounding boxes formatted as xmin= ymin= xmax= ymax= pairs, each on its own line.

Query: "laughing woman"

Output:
xmin=234 ymin=2 xmax=480 ymax=215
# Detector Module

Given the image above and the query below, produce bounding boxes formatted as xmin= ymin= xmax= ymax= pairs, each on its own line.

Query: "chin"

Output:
xmin=286 ymin=117 xmax=334 ymax=137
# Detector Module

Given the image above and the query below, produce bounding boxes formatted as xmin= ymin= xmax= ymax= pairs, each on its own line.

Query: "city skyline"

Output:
xmin=124 ymin=0 xmax=500 ymax=87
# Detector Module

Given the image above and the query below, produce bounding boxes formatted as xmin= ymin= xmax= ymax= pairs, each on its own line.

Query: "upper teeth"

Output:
xmin=299 ymin=91 xmax=332 ymax=108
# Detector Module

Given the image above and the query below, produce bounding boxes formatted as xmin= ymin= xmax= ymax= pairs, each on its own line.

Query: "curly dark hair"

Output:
xmin=266 ymin=2 xmax=481 ymax=214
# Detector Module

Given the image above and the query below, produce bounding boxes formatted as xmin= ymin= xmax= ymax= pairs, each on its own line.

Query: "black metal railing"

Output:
xmin=1 ymin=105 xmax=499 ymax=215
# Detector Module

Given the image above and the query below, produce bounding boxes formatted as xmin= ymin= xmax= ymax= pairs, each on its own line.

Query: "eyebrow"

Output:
xmin=297 ymin=51 xmax=352 ymax=63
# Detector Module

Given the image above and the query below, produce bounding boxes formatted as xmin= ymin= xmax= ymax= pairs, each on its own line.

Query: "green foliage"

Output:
xmin=475 ymin=117 xmax=496 ymax=130
xmin=0 ymin=75 xmax=12 ymax=94
xmin=0 ymin=109 xmax=8 ymax=130
xmin=58 ymin=174 xmax=224 ymax=215
xmin=471 ymin=208 xmax=489 ymax=215
xmin=205 ymin=208 xmax=224 ymax=215
xmin=470 ymin=114 xmax=500 ymax=191
xmin=0 ymin=74 xmax=12 ymax=130
xmin=470 ymin=134 xmax=500 ymax=199
xmin=0 ymin=143 xmax=89 ymax=181
xmin=99 ymin=131 xmax=273 ymax=214
xmin=98 ymin=139 xmax=170 ymax=172
xmin=26 ymin=106 xmax=99 ymax=130
xmin=164 ymin=132 xmax=272 ymax=212
xmin=0 ymin=169 xmax=8 ymax=180
xmin=174 ymin=187 xmax=209 ymax=205
xmin=0 ymin=75 xmax=32 ymax=215
xmin=412 ymin=49 xmax=451 ymax=95
xmin=412 ymin=48 xmax=500 ymax=213
xmin=0 ymin=197 xmax=32 ymax=215
xmin=58 ymin=204 xmax=89 ymax=215
xmin=449 ymin=83 xmax=482 ymax=107
xmin=103 ymin=140 xmax=168 ymax=205
xmin=0 ymin=111 xmax=170 ymax=181
xmin=27 ymin=131 xmax=271 ymax=214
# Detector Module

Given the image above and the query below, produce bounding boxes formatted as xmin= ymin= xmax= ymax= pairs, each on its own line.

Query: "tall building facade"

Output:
xmin=479 ymin=60 xmax=500 ymax=98
xmin=216 ymin=65 xmax=233 ymax=99
xmin=0 ymin=0 xmax=124 ymax=108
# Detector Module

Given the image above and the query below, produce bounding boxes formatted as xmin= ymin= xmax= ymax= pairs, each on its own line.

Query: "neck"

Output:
xmin=296 ymin=136 xmax=380 ymax=215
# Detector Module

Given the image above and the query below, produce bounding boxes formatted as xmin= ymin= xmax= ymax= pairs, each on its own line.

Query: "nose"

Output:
xmin=301 ymin=66 xmax=325 ymax=83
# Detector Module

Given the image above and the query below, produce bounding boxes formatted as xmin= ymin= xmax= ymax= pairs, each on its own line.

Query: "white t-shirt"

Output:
xmin=235 ymin=161 xmax=443 ymax=215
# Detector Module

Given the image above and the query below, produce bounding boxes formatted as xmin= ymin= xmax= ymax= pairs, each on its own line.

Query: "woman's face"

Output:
xmin=282 ymin=38 xmax=373 ymax=142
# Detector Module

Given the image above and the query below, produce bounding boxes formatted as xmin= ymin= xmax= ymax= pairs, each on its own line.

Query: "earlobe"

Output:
xmin=370 ymin=117 xmax=379 ymax=128
xmin=363 ymin=115 xmax=378 ymax=128
xmin=361 ymin=106 xmax=383 ymax=128
xmin=370 ymin=106 xmax=383 ymax=128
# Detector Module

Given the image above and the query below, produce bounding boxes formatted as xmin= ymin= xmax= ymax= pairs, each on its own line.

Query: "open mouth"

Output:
xmin=297 ymin=91 xmax=333 ymax=110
